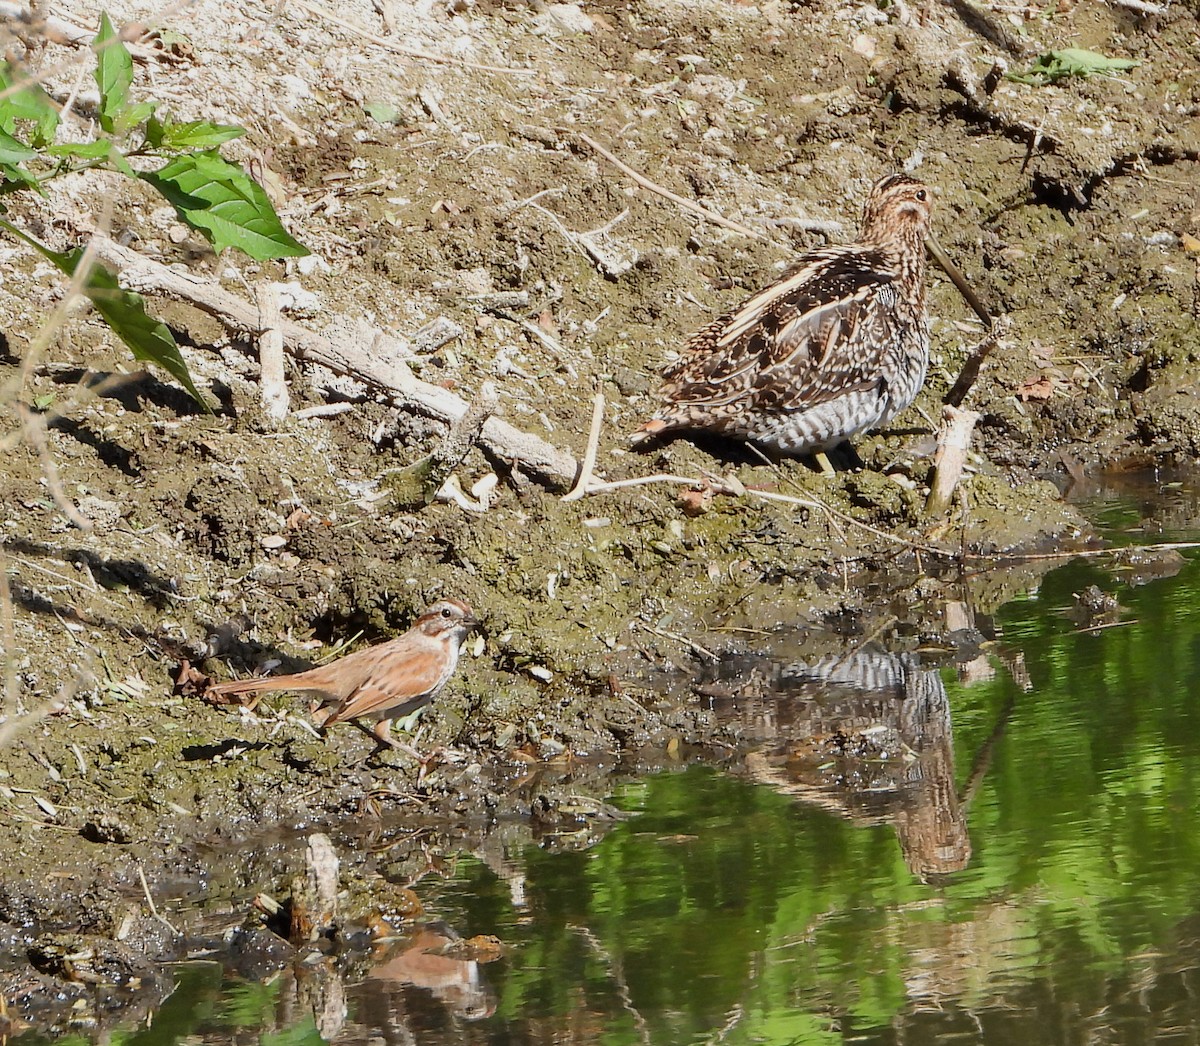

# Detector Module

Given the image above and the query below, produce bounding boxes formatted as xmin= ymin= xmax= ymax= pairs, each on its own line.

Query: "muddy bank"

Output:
xmin=2 ymin=0 xmax=1199 ymax=1030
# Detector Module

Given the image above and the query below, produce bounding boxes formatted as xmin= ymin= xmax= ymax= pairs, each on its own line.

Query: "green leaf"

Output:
xmin=74 ymin=259 xmax=209 ymax=406
xmin=45 ymin=139 xmax=135 ymax=176
xmin=363 ymin=101 xmax=401 ymax=125
xmin=92 ymin=12 xmax=134 ymax=134
xmin=0 ymin=218 xmax=210 ymax=408
xmin=149 ymin=118 xmax=246 ymax=150
xmin=0 ymin=126 xmax=36 ymax=164
xmin=0 ymin=61 xmax=60 ymax=146
xmin=0 ymin=161 xmax=42 ymax=193
xmin=107 ymin=147 xmax=136 ymax=178
xmin=140 ymin=152 xmax=308 ymax=259
xmin=1006 ymin=47 xmax=1141 ymax=86
xmin=47 ymin=140 xmax=120 ymax=160
xmin=121 ymin=101 xmax=157 ymax=134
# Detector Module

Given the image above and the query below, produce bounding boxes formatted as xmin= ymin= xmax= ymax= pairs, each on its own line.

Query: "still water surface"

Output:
xmin=22 ymin=493 xmax=1200 ymax=1045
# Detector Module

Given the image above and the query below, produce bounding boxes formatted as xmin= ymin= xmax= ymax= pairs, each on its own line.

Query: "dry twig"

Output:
xmin=563 ymin=393 xmax=605 ymax=501
xmin=925 ymin=406 xmax=980 ymax=517
xmin=136 ymin=862 xmax=181 ymax=937
xmin=578 ymin=133 xmax=765 ymax=240
xmin=256 ymin=282 xmax=289 ymax=424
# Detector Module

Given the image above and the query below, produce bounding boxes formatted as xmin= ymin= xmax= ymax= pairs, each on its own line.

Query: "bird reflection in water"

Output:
xmin=698 ymin=645 xmax=972 ymax=881
xmin=356 ymin=924 xmax=498 ymax=1031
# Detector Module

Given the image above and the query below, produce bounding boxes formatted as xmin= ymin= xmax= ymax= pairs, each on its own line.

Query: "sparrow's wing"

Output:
xmin=322 ymin=642 xmax=449 ymax=725
xmin=208 ymin=637 xmax=405 ymax=702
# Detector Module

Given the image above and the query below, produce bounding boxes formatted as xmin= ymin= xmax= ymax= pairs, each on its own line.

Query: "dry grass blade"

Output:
xmin=579 ymin=133 xmax=765 ymax=240
xmin=137 ymin=862 xmax=181 ymax=937
xmin=15 ymin=406 xmax=92 ymax=530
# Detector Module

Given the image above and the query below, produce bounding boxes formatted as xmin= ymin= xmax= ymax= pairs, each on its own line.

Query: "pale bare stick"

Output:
xmin=925 ymin=406 xmax=981 ymax=517
xmin=257 ymin=282 xmax=290 ymax=424
xmin=582 ymin=473 xmax=719 ymax=494
xmin=563 ymin=393 xmax=606 ymax=502
xmin=289 ymin=0 xmax=536 ymax=76
xmin=578 ymin=134 xmax=766 ymax=240
xmin=136 ymin=862 xmax=181 ymax=937
xmin=635 ymin=620 xmax=720 ymax=662
xmin=1105 ymin=0 xmax=1165 ymax=14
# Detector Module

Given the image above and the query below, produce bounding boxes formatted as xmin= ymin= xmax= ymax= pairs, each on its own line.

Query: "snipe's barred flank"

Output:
xmin=635 ymin=173 xmax=935 ymax=457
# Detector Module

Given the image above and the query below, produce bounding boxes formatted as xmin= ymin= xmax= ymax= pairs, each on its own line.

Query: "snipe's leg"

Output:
xmin=813 ymin=442 xmax=864 ymax=474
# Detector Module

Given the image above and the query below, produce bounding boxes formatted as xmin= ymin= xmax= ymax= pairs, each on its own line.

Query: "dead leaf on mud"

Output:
xmin=678 ymin=487 xmax=713 ymax=516
xmin=284 ymin=507 xmax=312 ymax=529
xmin=1016 ymin=371 xmax=1064 ymax=401
xmin=176 ymin=661 xmax=218 ymax=701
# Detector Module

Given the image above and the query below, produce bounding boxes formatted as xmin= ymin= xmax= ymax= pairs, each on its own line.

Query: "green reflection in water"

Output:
xmin=20 ymin=549 xmax=1200 ymax=1045
xmin=10 ymin=965 xmax=324 ymax=1046
xmin=432 ymin=551 xmax=1200 ymax=1043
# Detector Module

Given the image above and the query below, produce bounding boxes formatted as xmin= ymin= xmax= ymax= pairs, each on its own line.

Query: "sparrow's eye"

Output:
xmin=441 ymin=607 xmax=452 ymax=618
xmin=915 ymin=189 xmax=928 ymax=202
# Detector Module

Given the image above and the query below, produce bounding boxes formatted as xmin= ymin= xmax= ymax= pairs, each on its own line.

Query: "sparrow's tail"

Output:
xmin=207 ymin=674 xmax=299 ymax=697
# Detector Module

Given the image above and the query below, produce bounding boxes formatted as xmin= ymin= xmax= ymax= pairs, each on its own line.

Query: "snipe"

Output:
xmin=635 ymin=173 xmax=935 ymax=460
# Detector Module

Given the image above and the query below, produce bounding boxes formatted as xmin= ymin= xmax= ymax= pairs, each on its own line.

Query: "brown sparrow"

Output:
xmin=207 ymin=598 xmax=477 ymax=752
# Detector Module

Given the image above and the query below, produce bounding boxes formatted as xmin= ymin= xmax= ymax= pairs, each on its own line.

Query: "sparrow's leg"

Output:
xmin=371 ymin=718 xmax=425 ymax=761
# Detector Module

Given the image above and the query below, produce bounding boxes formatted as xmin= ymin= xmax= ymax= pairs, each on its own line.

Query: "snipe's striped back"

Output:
xmin=635 ymin=174 xmax=933 ymax=457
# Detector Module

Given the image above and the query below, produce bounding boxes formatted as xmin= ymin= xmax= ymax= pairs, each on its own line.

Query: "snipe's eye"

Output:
xmin=915 ymin=189 xmax=928 ymax=202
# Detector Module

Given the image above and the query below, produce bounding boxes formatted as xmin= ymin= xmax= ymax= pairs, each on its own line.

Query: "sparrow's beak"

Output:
xmin=462 ymin=613 xmax=480 ymax=630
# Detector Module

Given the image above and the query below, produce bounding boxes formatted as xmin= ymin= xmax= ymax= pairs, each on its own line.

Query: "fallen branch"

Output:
xmin=256 ymin=282 xmax=289 ymax=424
xmin=1105 ymin=0 xmax=1165 ymax=15
xmin=85 ymin=236 xmax=580 ymax=490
